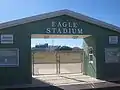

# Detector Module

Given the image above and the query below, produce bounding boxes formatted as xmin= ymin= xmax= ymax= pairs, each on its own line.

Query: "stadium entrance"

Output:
xmin=0 ymin=10 xmax=120 ymax=86
xmin=31 ymin=34 xmax=92 ymax=75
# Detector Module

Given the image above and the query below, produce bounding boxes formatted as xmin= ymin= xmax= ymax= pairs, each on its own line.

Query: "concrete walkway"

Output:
xmin=33 ymin=73 xmax=120 ymax=90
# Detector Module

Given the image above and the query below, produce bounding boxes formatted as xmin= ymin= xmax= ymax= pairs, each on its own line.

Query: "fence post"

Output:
xmin=32 ymin=52 xmax=35 ymax=75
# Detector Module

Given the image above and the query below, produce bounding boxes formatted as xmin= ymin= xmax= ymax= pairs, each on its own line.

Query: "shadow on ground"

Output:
xmin=0 ymin=77 xmax=63 ymax=90
xmin=1 ymin=76 xmax=120 ymax=90
xmin=31 ymin=77 xmax=63 ymax=90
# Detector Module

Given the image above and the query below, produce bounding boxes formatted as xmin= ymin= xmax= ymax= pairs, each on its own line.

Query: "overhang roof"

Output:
xmin=0 ymin=9 xmax=120 ymax=33
xmin=31 ymin=34 xmax=91 ymax=38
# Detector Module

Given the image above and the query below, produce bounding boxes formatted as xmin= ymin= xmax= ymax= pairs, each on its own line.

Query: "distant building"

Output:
xmin=32 ymin=43 xmax=60 ymax=52
xmin=35 ymin=43 xmax=48 ymax=48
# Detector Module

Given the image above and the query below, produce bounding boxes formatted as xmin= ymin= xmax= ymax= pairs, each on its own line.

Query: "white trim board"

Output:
xmin=0 ymin=9 xmax=120 ymax=33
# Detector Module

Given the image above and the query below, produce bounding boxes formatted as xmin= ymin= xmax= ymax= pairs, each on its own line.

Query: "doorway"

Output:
xmin=31 ymin=34 xmax=91 ymax=75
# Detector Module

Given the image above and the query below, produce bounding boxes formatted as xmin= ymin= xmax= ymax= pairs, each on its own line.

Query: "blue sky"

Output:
xmin=0 ymin=0 xmax=120 ymax=48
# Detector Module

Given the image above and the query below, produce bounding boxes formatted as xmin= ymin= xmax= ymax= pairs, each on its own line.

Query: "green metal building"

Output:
xmin=0 ymin=9 xmax=120 ymax=86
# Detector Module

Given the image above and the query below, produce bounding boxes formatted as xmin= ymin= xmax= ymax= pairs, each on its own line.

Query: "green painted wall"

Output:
xmin=0 ymin=15 xmax=120 ymax=86
xmin=83 ymin=36 xmax=96 ymax=77
xmin=96 ymin=27 xmax=120 ymax=80
xmin=0 ymin=25 xmax=31 ymax=86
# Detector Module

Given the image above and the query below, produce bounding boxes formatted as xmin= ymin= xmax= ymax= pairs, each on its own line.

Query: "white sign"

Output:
xmin=45 ymin=21 xmax=83 ymax=34
xmin=109 ymin=36 xmax=118 ymax=44
xmin=1 ymin=34 xmax=13 ymax=44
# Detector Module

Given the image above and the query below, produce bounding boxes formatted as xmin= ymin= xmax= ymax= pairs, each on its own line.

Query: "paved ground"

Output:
xmin=33 ymin=73 xmax=105 ymax=86
xmin=32 ymin=63 xmax=82 ymax=75
xmin=32 ymin=73 xmax=120 ymax=90
xmin=1 ymin=73 xmax=120 ymax=90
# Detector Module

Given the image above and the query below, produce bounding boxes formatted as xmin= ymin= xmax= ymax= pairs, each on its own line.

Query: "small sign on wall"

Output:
xmin=0 ymin=48 xmax=19 ymax=67
xmin=105 ymin=48 xmax=120 ymax=63
xmin=109 ymin=36 xmax=118 ymax=44
xmin=1 ymin=34 xmax=13 ymax=44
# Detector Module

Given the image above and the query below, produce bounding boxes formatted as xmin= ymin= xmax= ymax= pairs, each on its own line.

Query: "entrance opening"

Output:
xmin=31 ymin=34 xmax=91 ymax=76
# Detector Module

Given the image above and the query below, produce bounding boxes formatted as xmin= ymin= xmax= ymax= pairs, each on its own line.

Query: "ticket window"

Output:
xmin=88 ymin=47 xmax=94 ymax=64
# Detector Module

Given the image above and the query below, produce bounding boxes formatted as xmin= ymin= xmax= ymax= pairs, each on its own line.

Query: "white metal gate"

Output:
xmin=32 ymin=50 xmax=83 ymax=75
xmin=56 ymin=50 xmax=83 ymax=74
